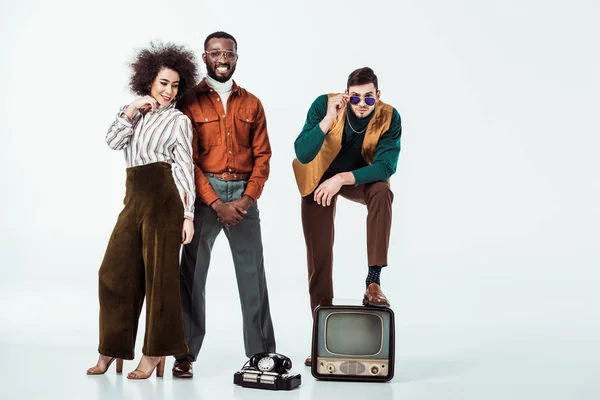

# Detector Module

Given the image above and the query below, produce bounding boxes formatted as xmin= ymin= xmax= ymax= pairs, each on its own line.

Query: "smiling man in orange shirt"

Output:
xmin=172 ymin=31 xmax=276 ymax=378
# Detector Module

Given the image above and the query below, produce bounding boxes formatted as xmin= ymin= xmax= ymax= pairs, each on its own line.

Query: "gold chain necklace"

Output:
xmin=346 ymin=113 xmax=367 ymax=134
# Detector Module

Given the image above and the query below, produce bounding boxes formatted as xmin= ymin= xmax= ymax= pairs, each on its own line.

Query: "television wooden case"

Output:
xmin=311 ymin=302 xmax=395 ymax=382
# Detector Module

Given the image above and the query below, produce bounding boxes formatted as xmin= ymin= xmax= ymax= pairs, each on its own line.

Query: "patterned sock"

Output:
xmin=366 ymin=266 xmax=382 ymax=287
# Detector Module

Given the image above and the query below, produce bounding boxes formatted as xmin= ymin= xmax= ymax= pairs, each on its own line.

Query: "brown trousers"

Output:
xmin=301 ymin=179 xmax=393 ymax=313
xmin=97 ymin=162 xmax=188 ymax=359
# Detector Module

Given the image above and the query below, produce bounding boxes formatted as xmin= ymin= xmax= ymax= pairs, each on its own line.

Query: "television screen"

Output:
xmin=325 ymin=312 xmax=383 ymax=356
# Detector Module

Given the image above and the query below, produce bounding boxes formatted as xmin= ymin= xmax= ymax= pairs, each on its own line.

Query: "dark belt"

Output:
xmin=205 ymin=172 xmax=251 ymax=181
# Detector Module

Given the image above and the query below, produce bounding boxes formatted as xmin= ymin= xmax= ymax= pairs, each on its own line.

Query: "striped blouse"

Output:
xmin=105 ymin=102 xmax=196 ymax=220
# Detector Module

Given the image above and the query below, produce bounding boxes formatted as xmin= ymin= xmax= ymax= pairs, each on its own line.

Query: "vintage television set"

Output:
xmin=311 ymin=301 xmax=395 ymax=382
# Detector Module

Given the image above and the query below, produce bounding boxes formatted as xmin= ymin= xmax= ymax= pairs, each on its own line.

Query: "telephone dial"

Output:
xmin=233 ymin=352 xmax=301 ymax=390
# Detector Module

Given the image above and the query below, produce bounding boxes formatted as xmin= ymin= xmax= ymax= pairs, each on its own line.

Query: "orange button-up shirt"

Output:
xmin=177 ymin=79 xmax=272 ymax=206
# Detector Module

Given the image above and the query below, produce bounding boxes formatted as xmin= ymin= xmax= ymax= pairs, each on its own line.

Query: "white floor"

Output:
xmin=0 ymin=338 xmax=598 ymax=400
xmin=1 ymin=272 xmax=599 ymax=400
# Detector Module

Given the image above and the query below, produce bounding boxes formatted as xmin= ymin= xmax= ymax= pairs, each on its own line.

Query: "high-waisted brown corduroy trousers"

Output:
xmin=97 ymin=162 xmax=188 ymax=360
xmin=301 ymin=178 xmax=394 ymax=314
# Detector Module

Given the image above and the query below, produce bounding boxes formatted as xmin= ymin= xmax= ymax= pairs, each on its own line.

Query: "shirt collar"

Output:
xmin=145 ymin=101 xmax=175 ymax=116
xmin=196 ymin=77 xmax=241 ymax=95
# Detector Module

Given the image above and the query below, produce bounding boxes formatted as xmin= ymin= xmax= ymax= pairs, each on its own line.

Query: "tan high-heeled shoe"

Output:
xmin=87 ymin=357 xmax=123 ymax=375
xmin=127 ymin=356 xmax=165 ymax=379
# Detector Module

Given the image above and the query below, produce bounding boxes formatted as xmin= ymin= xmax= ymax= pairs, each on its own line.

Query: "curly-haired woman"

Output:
xmin=86 ymin=42 xmax=199 ymax=379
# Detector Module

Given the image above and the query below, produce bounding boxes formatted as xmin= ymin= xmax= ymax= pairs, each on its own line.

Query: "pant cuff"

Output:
xmin=98 ymin=347 xmax=135 ymax=360
xmin=142 ymin=345 xmax=189 ymax=358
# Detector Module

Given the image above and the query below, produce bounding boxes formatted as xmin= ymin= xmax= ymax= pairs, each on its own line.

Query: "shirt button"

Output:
xmin=228 ymin=168 xmax=232 ymax=172
xmin=246 ymin=118 xmax=249 ymax=122
xmin=209 ymin=89 xmax=213 ymax=92
xmin=205 ymin=118 xmax=208 ymax=121
xmin=217 ymin=98 xmax=220 ymax=101
xmin=227 ymin=132 xmax=230 ymax=136
xmin=222 ymin=115 xmax=226 ymax=118
xmin=228 ymin=150 xmax=232 ymax=154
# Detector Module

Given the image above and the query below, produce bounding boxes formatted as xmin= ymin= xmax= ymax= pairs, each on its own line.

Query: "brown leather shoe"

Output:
xmin=304 ymin=355 xmax=311 ymax=366
xmin=363 ymin=283 xmax=390 ymax=307
xmin=172 ymin=359 xmax=193 ymax=378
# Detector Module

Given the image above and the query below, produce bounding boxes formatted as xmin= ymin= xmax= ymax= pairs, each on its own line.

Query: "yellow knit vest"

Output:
xmin=292 ymin=94 xmax=393 ymax=196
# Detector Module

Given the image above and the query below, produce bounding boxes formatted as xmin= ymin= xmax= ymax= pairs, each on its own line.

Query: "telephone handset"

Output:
xmin=247 ymin=352 xmax=292 ymax=374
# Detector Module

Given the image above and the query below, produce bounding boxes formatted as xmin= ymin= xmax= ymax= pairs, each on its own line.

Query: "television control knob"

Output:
xmin=326 ymin=363 xmax=336 ymax=373
xmin=370 ymin=365 xmax=380 ymax=375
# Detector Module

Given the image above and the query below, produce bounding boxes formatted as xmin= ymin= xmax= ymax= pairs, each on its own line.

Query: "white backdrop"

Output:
xmin=1 ymin=0 xmax=599 ymax=398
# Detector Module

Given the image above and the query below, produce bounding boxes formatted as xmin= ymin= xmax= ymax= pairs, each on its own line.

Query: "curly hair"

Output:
xmin=129 ymin=42 xmax=199 ymax=99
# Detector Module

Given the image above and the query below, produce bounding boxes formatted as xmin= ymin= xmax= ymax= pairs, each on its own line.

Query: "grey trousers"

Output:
xmin=177 ymin=175 xmax=276 ymax=361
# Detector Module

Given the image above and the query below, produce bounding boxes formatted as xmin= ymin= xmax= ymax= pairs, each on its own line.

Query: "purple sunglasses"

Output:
xmin=349 ymin=96 xmax=376 ymax=106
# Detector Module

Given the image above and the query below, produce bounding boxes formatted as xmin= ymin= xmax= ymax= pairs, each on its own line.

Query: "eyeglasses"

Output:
xmin=205 ymin=50 xmax=237 ymax=60
xmin=349 ymin=96 xmax=376 ymax=106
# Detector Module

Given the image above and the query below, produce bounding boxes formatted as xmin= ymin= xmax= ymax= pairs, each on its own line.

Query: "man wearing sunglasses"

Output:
xmin=293 ymin=67 xmax=402 ymax=365
xmin=173 ymin=31 xmax=276 ymax=378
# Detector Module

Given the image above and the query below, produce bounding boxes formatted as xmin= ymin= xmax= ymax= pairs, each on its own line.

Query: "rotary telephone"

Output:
xmin=233 ymin=352 xmax=301 ymax=390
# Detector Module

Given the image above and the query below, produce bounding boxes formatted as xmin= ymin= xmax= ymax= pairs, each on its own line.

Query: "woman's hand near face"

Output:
xmin=123 ymin=96 xmax=158 ymax=120
xmin=181 ymin=218 xmax=194 ymax=245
